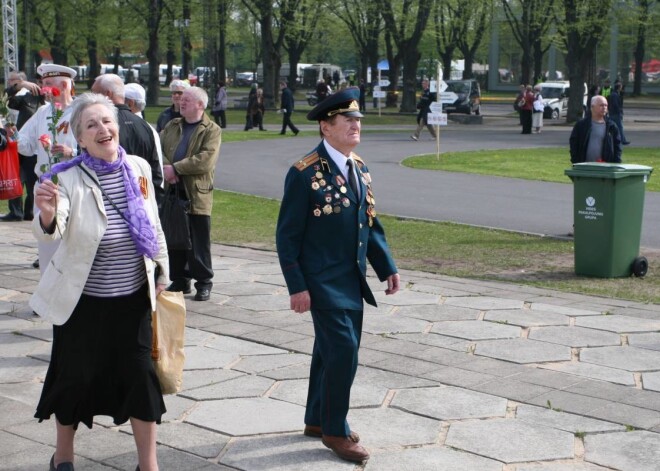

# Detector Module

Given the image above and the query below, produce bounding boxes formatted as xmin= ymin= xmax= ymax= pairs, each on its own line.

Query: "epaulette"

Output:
xmin=293 ymin=151 xmax=320 ymax=171
xmin=352 ymin=153 xmax=365 ymax=170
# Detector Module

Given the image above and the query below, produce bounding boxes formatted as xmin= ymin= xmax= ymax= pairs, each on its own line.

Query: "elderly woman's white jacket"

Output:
xmin=30 ymin=154 xmax=170 ymax=325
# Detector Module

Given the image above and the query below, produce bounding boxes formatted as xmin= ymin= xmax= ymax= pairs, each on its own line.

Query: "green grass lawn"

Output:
xmin=212 ymin=191 xmax=660 ymax=304
xmin=404 ymin=148 xmax=660 ymax=192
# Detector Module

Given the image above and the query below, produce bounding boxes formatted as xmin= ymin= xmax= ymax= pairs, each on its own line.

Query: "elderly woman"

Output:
xmin=31 ymin=93 xmax=169 ymax=471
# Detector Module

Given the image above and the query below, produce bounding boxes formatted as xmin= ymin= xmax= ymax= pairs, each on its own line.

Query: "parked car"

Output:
xmin=235 ymin=72 xmax=256 ymax=87
xmin=440 ymin=79 xmax=481 ymax=115
xmin=538 ymin=81 xmax=588 ymax=119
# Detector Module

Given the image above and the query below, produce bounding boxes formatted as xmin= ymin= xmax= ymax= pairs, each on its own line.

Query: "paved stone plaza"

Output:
xmin=1 ymin=222 xmax=660 ymax=470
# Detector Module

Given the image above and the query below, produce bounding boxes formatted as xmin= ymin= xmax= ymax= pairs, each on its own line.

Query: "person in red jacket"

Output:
xmin=520 ymin=85 xmax=535 ymax=134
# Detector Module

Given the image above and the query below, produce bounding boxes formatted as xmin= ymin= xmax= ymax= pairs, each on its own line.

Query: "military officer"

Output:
xmin=276 ymin=87 xmax=400 ymax=464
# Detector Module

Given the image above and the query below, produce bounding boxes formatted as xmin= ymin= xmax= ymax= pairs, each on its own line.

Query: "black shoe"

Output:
xmin=0 ymin=214 xmax=23 ymax=222
xmin=279 ymin=132 xmax=286 ymax=135
xmin=24 ymin=214 xmax=34 ymax=221
xmin=623 ymin=141 xmax=631 ymax=145
xmin=194 ymin=288 xmax=211 ymax=301
xmin=50 ymin=454 xmax=74 ymax=471
xmin=32 ymin=259 xmax=39 ymax=269
xmin=294 ymin=130 xmax=299 ymax=136
xmin=259 ymin=128 xmax=267 ymax=131
xmin=166 ymin=281 xmax=192 ymax=294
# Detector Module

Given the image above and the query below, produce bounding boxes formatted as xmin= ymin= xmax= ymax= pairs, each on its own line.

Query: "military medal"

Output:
xmin=333 ymin=205 xmax=341 ymax=213
xmin=315 ymin=171 xmax=323 ymax=179
xmin=325 ymin=194 xmax=332 ymax=203
xmin=313 ymin=207 xmax=321 ymax=217
xmin=326 ymin=185 xmax=333 ymax=191
xmin=340 ymin=186 xmax=347 ymax=194
xmin=318 ymin=179 xmax=326 ymax=187
xmin=334 ymin=192 xmax=340 ymax=199
xmin=311 ymin=181 xmax=320 ymax=190
xmin=342 ymin=197 xmax=350 ymax=207
xmin=322 ymin=204 xmax=332 ymax=215
xmin=138 ymin=176 xmax=148 ymax=199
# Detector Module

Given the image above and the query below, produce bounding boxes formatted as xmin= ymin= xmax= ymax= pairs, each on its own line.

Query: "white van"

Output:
xmin=537 ymin=81 xmax=587 ymax=119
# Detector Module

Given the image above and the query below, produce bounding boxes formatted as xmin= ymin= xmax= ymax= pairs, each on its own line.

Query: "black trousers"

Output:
xmin=521 ymin=109 xmax=533 ymax=134
xmin=168 ymin=214 xmax=213 ymax=290
xmin=280 ymin=112 xmax=299 ymax=134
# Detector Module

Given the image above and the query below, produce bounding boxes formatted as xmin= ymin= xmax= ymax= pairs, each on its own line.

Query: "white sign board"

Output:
xmin=439 ymin=80 xmax=448 ymax=92
xmin=378 ymin=79 xmax=390 ymax=87
xmin=440 ymin=91 xmax=458 ymax=104
xmin=373 ymin=91 xmax=386 ymax=98
xmin=429 ymin=80 xmax=437 ymax=92
xmin=427 ymin=112 xmax=448 ymax=126
xmin=429 ymin=102 xmax=443 ymax=113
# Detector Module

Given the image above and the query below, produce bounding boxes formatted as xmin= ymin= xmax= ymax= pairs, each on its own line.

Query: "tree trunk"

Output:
xmin=51 ymin=9 xmax=67 ymax=65
xmin=401 ymin=50 xmax=420 ymax=112
xmin=260 ymin=14 xmax=280 ymax=109
xmin=632 ymin=0 xmax=650 ymax=96
xmin=146 ymin=0 xmax=162 ymax=106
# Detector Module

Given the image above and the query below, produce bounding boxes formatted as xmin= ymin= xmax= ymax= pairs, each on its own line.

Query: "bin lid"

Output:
xmin=565 ymin=162 xmax=653 ymax=179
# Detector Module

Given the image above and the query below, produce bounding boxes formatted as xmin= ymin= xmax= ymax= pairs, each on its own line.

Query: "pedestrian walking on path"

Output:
xmin=411 ymin=79 xmax=437 ymax=141
xmin=276 ymin=87 xmax=400 ymax=464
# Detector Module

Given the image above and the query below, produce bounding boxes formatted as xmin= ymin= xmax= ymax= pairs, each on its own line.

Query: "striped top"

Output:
xmin=82 ymin=167 xmax=147 ymax=297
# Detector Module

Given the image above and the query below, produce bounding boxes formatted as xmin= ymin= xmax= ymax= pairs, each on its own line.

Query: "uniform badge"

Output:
xmin=138 ymin=176 xmax=148 ymax=199
xmin=311 ymin=181 xmax=320 ymax=190
xmin=313 ymin=207 xmax=321 ymax=217
xmin=326 ymin=185 xmax=333 ymax=191
xmin=322 ymin=204 xmax=332 ymax=215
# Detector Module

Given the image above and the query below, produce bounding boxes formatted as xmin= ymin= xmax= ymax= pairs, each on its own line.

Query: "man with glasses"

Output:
xmin=157 ymin=80 xmax=190 ymax=132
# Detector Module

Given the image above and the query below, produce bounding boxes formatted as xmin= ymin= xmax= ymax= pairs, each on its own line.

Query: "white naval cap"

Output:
xmin=37 ymin=64 xmax=77 ymax=79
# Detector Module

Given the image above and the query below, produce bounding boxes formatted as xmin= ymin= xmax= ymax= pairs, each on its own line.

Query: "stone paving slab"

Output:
xmin=627 ymin=332 xmax=660 ymax=351
xmin=530 ymin=303 xmax=603 ymax=317
xmin=576 ymin=315 xmax=660 ymax=333
xmin=580 ymin=346 xmax=660 ymax=372
xmin=585 ymin=431 xmax=660 ymax=471
xmin=475 ymin=338 xmax=572 ymax=364
xmin=528 ymin=326 xmax=621 ymax=348
xmin=642 ymin=372 xmax=660 ymax=392
xmin=395 ymin=304 xmax=480 ymax=322
xmin=348 ymin=408 xmax=440 ymax=448
xmin=186 ymin=398 xmax=305 ymax=436
xmin=515 ymin=463 xmax=613 ymax=471
xmin=445 ymin=418 xmax=575 ymax=463
xmin=516 ymin=404 xmax=625 ymax=433
xmin=365 ymin=446 xmax=503 ymax=471
xmin=444 ymin=296 xmax=525 ymax=310
xmin=431 ymin=319 xmax=522 ymax=340
xmin=391 ymin=385 xmax=507 ymax=420
xmin=540 ymin=362 xmax=635 ymax=386
xmin=484 ymin=309 xmax=570 ymax=327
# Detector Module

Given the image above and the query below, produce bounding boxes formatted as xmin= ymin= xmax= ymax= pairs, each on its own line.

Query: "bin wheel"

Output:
xmin=632 ymin=256 xmax=648 ymax=278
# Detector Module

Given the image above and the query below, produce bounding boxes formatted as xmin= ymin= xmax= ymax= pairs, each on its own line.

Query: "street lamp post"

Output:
xmin=174 ymin=18 xmax=190 ymax=79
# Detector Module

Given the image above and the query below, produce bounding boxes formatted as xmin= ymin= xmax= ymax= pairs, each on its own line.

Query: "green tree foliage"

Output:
xmin=557 ymin=0 xmax=612 ymax=122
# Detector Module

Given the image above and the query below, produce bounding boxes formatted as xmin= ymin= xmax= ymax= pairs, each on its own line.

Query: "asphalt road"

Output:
xmin=215 ymin=116 xmax=660 ymax=249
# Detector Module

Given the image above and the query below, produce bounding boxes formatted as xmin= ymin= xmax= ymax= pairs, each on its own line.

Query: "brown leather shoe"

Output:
xmin=304 ymin=425 xmax=360 ymax=442
xmin=321 ymin=435 xmax=370 ymax=463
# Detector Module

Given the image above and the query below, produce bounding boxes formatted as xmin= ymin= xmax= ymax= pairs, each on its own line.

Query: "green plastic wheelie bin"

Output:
xmin=565 ymin=163 xmax=653 ymax=278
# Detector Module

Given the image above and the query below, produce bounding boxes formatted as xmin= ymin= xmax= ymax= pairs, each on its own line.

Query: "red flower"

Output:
xmin=39 ymin=134 xmax=51 ymax=149
xmin=51 ymin=87 xmax=61 ymax=97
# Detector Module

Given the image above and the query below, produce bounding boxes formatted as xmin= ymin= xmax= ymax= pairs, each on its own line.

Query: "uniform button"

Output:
xmin=357 ymin=259 xmax=360 ymax=264
xmin=359 ymin=242 xmax=363 ymax=247
xmin=359 ymin=223 xmax=363 ymax=229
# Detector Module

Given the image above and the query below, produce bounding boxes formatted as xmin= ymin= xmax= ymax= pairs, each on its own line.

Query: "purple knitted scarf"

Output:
xmin=40 ymin=146 xmax=160 ymax=259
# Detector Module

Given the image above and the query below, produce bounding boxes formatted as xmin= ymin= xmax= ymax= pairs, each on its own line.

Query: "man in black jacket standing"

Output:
xmin=569 ymin=95 xmax=622 ymax=164
xmin=92 ymin=74 xmax=164 ymax=205
xmin=279 ymin=81 xmax=299 ymax=136
xmin=2 ymin=71 xmax=43 ymax=221
xmin=410 ymin=79 xmax=437 ymax=141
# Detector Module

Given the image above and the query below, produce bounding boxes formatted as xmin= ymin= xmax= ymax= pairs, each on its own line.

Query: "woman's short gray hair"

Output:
xmin=69 ymin=93 xmax=118 ymax=139
xmin=170 ymin=79 xmax=190 ymax=91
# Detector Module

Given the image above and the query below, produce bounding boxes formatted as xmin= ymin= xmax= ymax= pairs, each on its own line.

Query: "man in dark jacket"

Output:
xmin=92 ymin=74 xmax=164 ymax=205
xmin=607 ymin=83 xmax=630 ymax=145
xmin=278 ymin=81 xmax=299 ymax=136
xmin=2 ymin=71 xmax=43 ymax=221
xmin=156 ymin=80 xmax=190 ymax=132
xmin=569 ymin=95 xmax=622 ymax=164
xmin=410 ymin=79 xmax=437 ymax=141
xmin=276 ymin=87 xmax=399 ymax=464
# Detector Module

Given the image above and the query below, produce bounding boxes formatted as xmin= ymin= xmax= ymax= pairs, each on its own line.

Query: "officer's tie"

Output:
xmin=347 ymin=158 xmax=359 ymax=198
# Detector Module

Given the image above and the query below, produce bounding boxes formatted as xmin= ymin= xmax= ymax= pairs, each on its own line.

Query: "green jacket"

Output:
xmin=160 ymin=113 xmax=222 ymax=215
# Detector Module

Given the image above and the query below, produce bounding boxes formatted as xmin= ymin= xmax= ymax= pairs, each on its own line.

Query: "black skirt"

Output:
xmin=35 ymin=284 xmax=166 ymax=430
